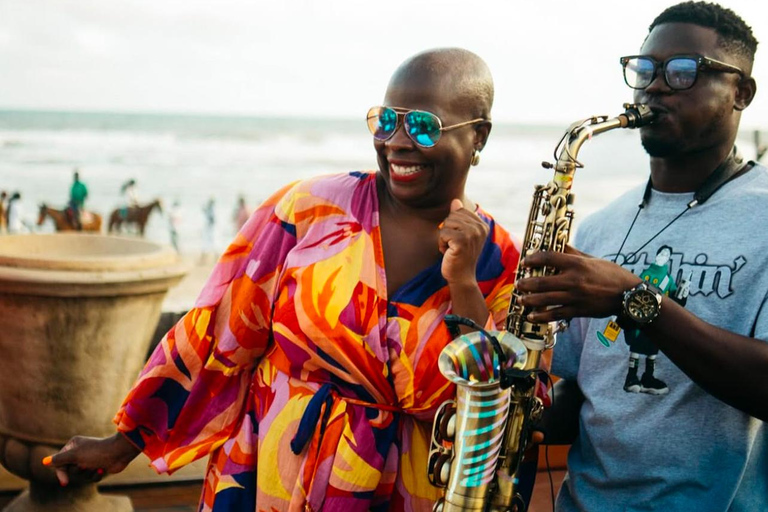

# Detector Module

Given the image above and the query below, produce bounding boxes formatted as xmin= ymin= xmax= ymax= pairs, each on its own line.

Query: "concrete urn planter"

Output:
xmin=0 ymin=234 xmax=190 ymax=511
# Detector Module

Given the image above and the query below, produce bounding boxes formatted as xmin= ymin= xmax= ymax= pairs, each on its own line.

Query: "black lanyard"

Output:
xmin=615 ymin=148 xmax=754 ymax=263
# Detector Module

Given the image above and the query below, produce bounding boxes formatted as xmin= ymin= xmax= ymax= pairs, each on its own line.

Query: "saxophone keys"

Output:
xmin=427 ymin=451 xmax=454 ymax=487
xmin=431 ymin=401 xmax=457 ymax=445
xmin=438 ymin=408 xmax=456 ymax=439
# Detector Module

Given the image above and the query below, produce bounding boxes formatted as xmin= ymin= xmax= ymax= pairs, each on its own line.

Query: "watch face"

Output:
xmin=626 ymin=289 xmax=660 ymax=323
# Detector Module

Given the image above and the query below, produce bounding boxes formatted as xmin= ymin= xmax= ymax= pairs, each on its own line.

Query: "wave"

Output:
xmin=1 ymin=110 xmax=760 ymax=255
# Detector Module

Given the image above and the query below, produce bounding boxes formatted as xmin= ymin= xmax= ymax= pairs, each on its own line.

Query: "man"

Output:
xmin=520 ymin=2 xmax=767 ymax=510
xmin=121 ymin=179 xmax=139 ymax=208
xmin=69 ymin=170 xmax=88 ymax=230
xmin=0 ymin=190 xmax=7 ymax=234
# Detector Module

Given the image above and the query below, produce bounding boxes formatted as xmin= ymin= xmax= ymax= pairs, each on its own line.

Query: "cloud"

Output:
xmin=0 ymin=0 xmax=765 ymax=127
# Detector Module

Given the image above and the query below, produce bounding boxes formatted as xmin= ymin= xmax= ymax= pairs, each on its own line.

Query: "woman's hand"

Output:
xmin=439 ymin=199 xmax=489 ymax=286
xmin=43 ymin=433 xmax=141 ymax=486
xmin=516 ymin=246 xmax=641 ymax=322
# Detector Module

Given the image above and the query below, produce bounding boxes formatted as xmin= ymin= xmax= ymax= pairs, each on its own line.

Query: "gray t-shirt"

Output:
xmin=552 ymin=163 xmax=768 ymax=512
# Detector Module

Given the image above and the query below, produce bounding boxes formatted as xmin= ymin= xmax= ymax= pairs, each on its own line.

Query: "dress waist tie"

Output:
xmin=289 ymin=383 xmax=402 ymax=455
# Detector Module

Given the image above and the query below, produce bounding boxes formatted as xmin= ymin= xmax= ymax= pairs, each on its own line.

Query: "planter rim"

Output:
xmin=0 ymin=234 xmax=191 ymax=296
xmin=0 ymin=234 xmax=177 ymax=271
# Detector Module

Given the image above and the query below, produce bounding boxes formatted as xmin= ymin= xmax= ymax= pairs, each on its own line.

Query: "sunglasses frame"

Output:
xmin=620 ymin=53 xmax=744 ymax=91
xmin=366 ymin=106 xmax=486 ymax=148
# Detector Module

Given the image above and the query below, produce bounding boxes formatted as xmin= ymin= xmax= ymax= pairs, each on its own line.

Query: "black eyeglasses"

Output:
xmin=620 ymin=54 xmax=744 ymax=90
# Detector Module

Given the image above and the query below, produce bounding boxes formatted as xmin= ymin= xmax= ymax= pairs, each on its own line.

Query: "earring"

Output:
xmin=471 ymin=149 xmax=481 ymax=166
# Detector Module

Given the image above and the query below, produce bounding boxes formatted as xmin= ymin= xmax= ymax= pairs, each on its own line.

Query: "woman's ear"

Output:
xmin=474 ymin=121 xmax=493 ymax=151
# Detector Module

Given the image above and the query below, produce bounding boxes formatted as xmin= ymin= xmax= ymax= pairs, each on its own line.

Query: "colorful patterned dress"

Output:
xmin=114 ymin=172 xmax=521 ymax=511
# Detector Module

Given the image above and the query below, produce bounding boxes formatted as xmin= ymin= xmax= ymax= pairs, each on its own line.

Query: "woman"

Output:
xmin=47 ymin=48 xmax=521 ymax=512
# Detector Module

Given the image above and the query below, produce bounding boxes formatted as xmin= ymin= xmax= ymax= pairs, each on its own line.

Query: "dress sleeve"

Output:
xmin=113 ymin=181 xmax=299 ymax=474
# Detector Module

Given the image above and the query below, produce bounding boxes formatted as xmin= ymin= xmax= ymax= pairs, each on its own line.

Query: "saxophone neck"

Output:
xmin=554 ymin=116 xmax=623 ymax=174
xmin=553 ymin=103 xmax=655 ymax=175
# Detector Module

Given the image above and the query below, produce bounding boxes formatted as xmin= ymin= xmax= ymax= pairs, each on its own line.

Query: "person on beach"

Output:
xmin=6 ymin=191 xmax=27 ymax=234
xmin=45 ymin=48 xmax=524 ymax=511
xmin=168 ymin=200 xmax=182 ymax=252
xmin=119 ymin=179 xmax=140 ymax=218
xmin=200 ymin=196 xmax=216 ymax=263
xmin=233 ymin=194 xmax=250 ymax=232
xmin=526 ymin=3 xmax=768 ymax=510
xmin=0 ymin=190 xmax=7 ymax=234
xmin=68 ymin=169 xmax=88 ymax=230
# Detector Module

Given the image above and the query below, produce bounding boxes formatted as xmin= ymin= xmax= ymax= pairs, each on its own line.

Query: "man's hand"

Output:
xmin=515 ymin=246 xmax=641 ymax=323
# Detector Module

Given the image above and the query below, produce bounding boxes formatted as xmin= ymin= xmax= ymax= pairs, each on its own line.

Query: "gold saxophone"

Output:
xmin=427 ymin=104 xmax=655 ymax=512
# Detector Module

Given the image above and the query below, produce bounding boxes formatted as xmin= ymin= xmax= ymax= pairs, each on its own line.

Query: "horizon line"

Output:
xmin=0 ymin=106 xmax=571 ymax=130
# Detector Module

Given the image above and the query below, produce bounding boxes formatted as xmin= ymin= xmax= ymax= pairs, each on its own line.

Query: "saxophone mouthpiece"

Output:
xmin=621 ymin=103 xmax=656 ymax=128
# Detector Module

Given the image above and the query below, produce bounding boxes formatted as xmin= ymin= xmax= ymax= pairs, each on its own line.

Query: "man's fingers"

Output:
xmin=519 ymin=291 xmax=573 ymax=308
xmin=516 ymin=274 xmax=574 ymax=294
xmin=522 ymin=250 xmax=578 ymax=268
xmin=450 ymin=198 xmax=464 ymax=212
xmin=564 ymin=245 xmax=590 ymax=258
xmin=527 ymin=305 xmax=577 ymax=323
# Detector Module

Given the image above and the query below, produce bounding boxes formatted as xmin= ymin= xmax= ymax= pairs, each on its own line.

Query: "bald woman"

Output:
xmin=48 ymin=48 xmax=521 ymax=512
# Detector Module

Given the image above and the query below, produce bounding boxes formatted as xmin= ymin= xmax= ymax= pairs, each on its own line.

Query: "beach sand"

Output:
xmin=161 ymin=256 xmax=215 ymax=313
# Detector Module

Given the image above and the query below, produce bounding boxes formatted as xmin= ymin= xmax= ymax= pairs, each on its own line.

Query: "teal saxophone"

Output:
xmin=427 ymin=104 xmax=656 ymax=512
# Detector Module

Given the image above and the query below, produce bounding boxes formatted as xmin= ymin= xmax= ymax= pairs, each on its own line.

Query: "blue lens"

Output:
xmin=367 ymin=107 xmax=398 ymax=140
xmin=404 ymin=111 xmax=441 ymax=147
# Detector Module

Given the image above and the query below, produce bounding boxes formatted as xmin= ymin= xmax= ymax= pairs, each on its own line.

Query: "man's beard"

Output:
xmin=640 ymin=133 xmax=680 ymax=158
xmin=640 ymin=108 xmax=731 ymax=158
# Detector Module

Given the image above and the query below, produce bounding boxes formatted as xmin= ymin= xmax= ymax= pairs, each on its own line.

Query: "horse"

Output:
xmin=108 ymin=199 xmax=162 ymax=236
xmin=37 ymin=204 xmax=102 ymax=232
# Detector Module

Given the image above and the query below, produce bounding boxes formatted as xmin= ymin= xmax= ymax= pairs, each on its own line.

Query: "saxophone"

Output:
xmin=427 ymin=104 xmax=655 ymax=512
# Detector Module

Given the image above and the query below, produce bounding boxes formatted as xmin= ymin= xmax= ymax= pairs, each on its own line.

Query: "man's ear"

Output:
xmin=474 ymin=121 xmax=493 ymax=151
xmin=735 ymin=77 xmax=757 ymax=111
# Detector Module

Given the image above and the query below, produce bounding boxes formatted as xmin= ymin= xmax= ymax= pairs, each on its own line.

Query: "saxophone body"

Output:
xmin=427 ymin=104 xmax=655 ymax=512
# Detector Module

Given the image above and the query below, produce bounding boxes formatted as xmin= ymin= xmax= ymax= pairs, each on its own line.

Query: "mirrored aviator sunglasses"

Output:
xmin=366 ymin=106 xmax=484 ymax=148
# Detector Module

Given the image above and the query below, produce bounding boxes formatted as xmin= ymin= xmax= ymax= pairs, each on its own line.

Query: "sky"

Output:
xmin=1 ymin=0 xmax=767 ymax=128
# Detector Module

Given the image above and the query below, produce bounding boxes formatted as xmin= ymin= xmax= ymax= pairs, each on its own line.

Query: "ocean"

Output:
xmin=0 ymin=109 xmax=763 ymax=254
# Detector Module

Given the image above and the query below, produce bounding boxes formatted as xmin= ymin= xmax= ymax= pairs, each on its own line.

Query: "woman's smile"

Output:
xmin=389 ymin=161 xmax=429 ymax=182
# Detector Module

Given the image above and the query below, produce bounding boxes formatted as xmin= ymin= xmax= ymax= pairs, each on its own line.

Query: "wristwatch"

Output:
xmin=617 ymin=282 xmax=663 ymax=330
